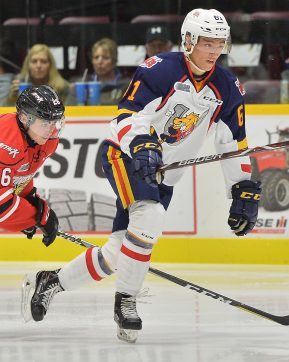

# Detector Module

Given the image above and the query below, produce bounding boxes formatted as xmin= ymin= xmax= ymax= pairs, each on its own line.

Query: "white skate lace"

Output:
xmin=120 ymin=296 xmax=139 ymax=318
xmin=135 ymin=288 xmax=153 ymax=304
xmin=39 ymin=283 xmax=62 ymax=311
xmin=120 ymin=288 xmax=152 ymax=318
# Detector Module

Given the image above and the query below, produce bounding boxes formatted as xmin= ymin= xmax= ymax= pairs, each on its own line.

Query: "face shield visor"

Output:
xmin=20 ymin=111 xmax=65 ymax=140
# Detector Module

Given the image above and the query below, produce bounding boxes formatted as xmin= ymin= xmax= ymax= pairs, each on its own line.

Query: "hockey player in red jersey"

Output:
xmin=0 ymin=85 xmax=64 ymax=245
xmin=22 ymin=9 xmax=261 ymax=342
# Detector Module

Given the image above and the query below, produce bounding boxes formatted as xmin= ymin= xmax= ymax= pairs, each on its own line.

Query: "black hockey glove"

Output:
xmin=24 ymin=187 xmax=59 ymax=247
xmin=21 ymin=226 xmax=37 ymax=239
xmin=130 ymin=135 xmax=164 ymax=188
xmin=228 ymin=180 xmax=261 ymax=236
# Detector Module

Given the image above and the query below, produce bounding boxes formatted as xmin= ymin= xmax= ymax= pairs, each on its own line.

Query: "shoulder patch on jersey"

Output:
xmin=140 ymin=56 xmax=163 ymax=69
xmin=174 ymin=82 xmax=191 ymax=92
xmin=235 ymin=78 xmax=246 ymax=96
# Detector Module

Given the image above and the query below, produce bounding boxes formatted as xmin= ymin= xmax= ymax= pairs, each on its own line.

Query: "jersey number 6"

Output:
xmin=1 ymin=168 xmax=11 ymax=187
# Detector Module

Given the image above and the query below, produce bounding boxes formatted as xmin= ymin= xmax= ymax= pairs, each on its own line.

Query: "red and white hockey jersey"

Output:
xmin=0 ymin=113 xmax=58 ymax=232
xmin=109 ymin=52 xmax=252 ymax=196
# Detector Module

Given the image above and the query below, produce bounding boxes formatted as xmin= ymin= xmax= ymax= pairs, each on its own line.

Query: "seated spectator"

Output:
xmin=281 ymin=56 xmax=289 ymax=103
xmin=145 ymin=25 xmax=173 ymax=58
xmin=219 ymin=18 xmax=269 ymax=83
xmin=281 ymin=57 xmax=289 ymax=81
xmin=89 ymin=37 xmax=130 ymax=105
xmin=5 ymin=44 xmax=72 ymax=105
xmin=0 ymin=39 xmax=18 ymax=106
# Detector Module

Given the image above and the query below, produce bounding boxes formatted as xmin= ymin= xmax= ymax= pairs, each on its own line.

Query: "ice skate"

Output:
xmin=21 ymin=270 xmax=63 ymax=322
xmin=114 ymin=292 xmax=142 ymax=343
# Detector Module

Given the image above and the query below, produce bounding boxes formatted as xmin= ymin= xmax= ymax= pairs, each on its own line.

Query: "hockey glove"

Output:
xmin=24 ymin=187 xmax=59 ymax=246
xmin=21 ymin=226 xmax=37 ymax=239
xmin=130 ymin=135 xmax=164 ymax=188
xmin=228 ymin=180 xmax=261 ymax=236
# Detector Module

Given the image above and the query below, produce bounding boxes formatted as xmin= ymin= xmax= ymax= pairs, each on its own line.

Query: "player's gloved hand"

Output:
xmin=25 ymin=187 xmax=59 ymax=246
xmin=21 ymin=226 xmax=37 ymax=239
xmin=228 ymin=180 xmax=261 ymax=236
xmin=130 ymin=135 xmax=164 ymax=188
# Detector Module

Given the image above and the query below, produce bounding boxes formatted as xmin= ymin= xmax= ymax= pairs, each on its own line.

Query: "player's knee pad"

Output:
xmin=101 ymin=230 xmax=126 ymax=271
xmin=127 ymin=200 xmax=165 ymax=246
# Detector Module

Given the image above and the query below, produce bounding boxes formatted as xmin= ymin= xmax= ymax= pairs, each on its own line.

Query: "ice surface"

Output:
xmin=1 ymin=262 xmax=289 ymax=362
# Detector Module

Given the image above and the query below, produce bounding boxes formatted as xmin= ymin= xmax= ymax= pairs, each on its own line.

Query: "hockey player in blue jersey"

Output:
xmin=22 ymin=8 xmax=261 ymax=343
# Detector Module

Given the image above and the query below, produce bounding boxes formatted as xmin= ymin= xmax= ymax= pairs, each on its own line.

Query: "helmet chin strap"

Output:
xmin=185 ymin=54 xmax=207 ymax=74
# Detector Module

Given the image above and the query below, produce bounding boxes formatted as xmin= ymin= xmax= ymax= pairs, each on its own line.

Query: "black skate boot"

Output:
xmin=21 ymin=270 xmax=63 ymax=322
xmin=114 ymin=292 xmax=142 ymax=343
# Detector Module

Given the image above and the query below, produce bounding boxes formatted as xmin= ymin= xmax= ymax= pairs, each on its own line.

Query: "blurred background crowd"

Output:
xmin=0 ymin=0 xmax=288 ymax=106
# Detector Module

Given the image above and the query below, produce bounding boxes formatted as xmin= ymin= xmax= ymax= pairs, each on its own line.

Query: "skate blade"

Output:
xmin=21 ymin=274 xmax=36 ymax=323
xmin=117 ymin=326 xmax=138 ymax=343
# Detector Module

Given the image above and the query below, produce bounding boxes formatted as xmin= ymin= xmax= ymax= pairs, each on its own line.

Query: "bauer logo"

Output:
xmin=140 ymin=56 xmax=162 ymax=68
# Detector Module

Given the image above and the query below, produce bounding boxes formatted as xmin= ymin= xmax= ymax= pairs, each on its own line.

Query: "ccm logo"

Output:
xmin=240 ymin=192 xmax=261 ymax=200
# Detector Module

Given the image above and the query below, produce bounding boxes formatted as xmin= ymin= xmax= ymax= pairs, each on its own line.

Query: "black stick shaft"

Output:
xmin=57 ymin=230 xmax=289 ymax=326
xmin=160 ymin=140 xmax=289 ymax=172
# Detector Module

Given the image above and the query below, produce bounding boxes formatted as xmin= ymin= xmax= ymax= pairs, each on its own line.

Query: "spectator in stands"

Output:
xmin=5 ymin=44 xmax=72 ymax=105
xmin=0 ymin=39 xmax=18 ymax=106
xmin=281 ymin=57 xmax=289 ymax=81
xmin=145 ymin=25 xmax=173 ymax=58
xmin=89 ymin=37 xmax=130 ymax=105
xmin=280 ymin=56 xmax=289 ymax=103
xmin=220 ymin=18 xmax=269 ymax=83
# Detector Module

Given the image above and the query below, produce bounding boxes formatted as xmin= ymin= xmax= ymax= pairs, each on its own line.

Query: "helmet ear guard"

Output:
xmin=181 ymin=8 xmax=231 ymax=56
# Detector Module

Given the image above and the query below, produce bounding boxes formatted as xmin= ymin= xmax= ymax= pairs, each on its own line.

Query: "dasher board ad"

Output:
xmin=32 ymin=113 xmax=196 ymax=235
xmin=4 ymin=106 xmax=288 ymax=237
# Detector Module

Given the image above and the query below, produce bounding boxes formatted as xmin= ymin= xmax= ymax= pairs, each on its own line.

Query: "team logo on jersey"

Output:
xmin=17 ymin=163 xmax=30 ymax=172
xmin=13 ymin=173 xmax=36 ymax=195
xmin=160 ymin=104 xmax=209 ymax=145
xmin=0 ymin=142 xmax=19 ymax=158
xmin=235 ymin=79 xmax=246 ymax=96
xmin=140 ymin=56 xmax=162 ymax=69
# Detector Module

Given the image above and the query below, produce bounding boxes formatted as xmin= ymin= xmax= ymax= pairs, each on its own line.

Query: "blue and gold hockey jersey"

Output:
xmin=108 ymin=52 xmax=251 ymax=196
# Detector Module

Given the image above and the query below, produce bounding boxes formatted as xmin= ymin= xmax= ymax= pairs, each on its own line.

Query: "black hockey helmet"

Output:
xmin=16 ymin=85 xmax=65 ymax=122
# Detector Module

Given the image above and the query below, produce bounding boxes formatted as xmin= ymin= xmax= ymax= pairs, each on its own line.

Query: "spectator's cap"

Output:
xmin=146 ymin=25 xmax=170 ymax=43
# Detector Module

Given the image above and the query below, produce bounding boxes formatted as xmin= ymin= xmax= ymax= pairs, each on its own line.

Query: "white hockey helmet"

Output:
xmin=181 ymin=8 xmax=231 ymax=56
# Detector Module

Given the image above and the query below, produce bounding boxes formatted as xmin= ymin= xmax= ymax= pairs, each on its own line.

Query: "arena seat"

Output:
xmin=3 ymin=17 xmax=54 ymax=25
xmin=223 ymin=12 xmax=251 ymax=21
xmin=58 ymin=16 xmax=110 ymax=24
xmin=251 ymin=11 xmax=289 ymax=20
xmin=243 ymin=80 xmax=281 ymax=104
xmin=130 ymin=14 xmax=184 ymax=23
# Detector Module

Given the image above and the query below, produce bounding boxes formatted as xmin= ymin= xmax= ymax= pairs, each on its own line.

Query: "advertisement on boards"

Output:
xmin=34 ymin=111 xmax=196 ymax=235
xmin=18 ymin=107 xmax=289 ymax=238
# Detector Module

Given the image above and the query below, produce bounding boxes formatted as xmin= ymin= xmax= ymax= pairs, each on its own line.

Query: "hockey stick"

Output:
xmin=160 ymin=140 xmax=289 ymax=172
xmin=57 ymin=230 xmax=289 ymax=326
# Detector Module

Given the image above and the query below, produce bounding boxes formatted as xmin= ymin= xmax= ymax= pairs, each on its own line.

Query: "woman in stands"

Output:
xmin=90 ymin=37 xmax=130 ymax=105
xmin=5 ymin=43 xmax=72 ymax=105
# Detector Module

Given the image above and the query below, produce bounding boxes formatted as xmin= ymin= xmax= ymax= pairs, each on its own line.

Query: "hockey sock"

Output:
xmin=116 ymin=232 xmax=153 ymax=296
xmin=58 ymin=246 xmax=113 ymax=290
